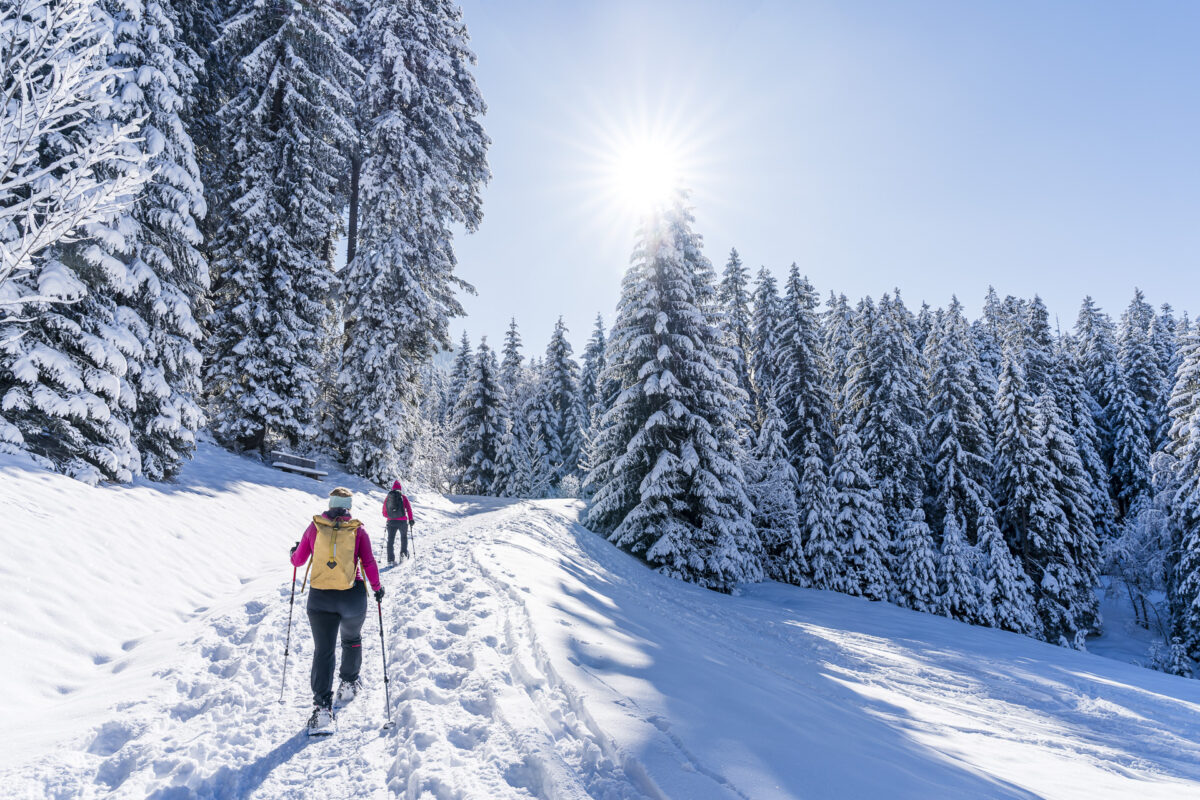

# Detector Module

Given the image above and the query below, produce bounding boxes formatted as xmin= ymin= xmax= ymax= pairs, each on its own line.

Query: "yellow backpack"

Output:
xmin=309 ymin=515 xmax=363 ymax=590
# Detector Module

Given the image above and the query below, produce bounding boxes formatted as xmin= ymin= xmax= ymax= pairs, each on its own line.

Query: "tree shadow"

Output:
xmin=534 ymin=510 xmax=1183 ymax=799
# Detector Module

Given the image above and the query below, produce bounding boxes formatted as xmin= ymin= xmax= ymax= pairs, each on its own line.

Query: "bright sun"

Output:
xmin=609 ymin=136 xmax=685 ymax=214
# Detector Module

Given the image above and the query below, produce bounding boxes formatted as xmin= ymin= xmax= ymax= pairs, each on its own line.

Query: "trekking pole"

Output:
xmin=377 ymin=599 xmax=395 ymax=730
xmin=278 ymin=564 xmax=298 ymax=704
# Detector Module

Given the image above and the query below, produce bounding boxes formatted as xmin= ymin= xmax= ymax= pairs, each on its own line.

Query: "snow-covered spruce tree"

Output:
xmin=1120 ymin=290 xmax=1164 ymax=454
xmin=1052 ymin=337 xmax=1118 ymax=545
xmin=843 ymin=291 xmax=926 ymax=547
xmin=442 ymin=329 xmax=474 ymax=425
xmin=1110 ymin=364 xmax=1152 ymax=517
xmin=830 ymin=418 xmax=890 ymax=600
xmin=718 ymin=248 xmax=755 ymax=411
xmin=914 ymin=302 xmax=934 ymax=354
xmin=993 ymin=346 xmax=1082 ymax=645
xmin=92 ymin=0 xmax=209 ymax=481
xmin=972 ymin=287 xmax=1005 ymax=386
xmin=450 ymin=338 xmax=506 ymax=495
xmin=1150 ymin=304 xmax=1179 ymax=451
xmin=492 ymin=416 xmax=533 ymax=498
xmin=0 ymin=0 xmax=151 ymax=295
xmin=337 ymin=0 xmax=489 ymax=484
xmin=1168 ymin=329 xmax=1200 ymax=654
xmin=775 ymin=265 xmax=834 ymax=463
xmin=976 ymin=505 xmax=1035 ymax=634
xmin=406 ymin=361 xmax=452 ymax=491
xmin=937 ymin=503 xmax=981 ymax=623
xmin=1075 ymin=296 xmax=1119 ymax=465
xmin=534 ymin=317 xmax=584 ymax=488
xmin=1039 ymin=390 xmax=1101 ymax=635
xmin=584 ymin=197 xmax=761 ymax=591
xmin=202 ymin=0 xmax=360 ymax=454
xmin=578 ymin=313 xmax=607 ymax=427
xmin=1 ymin=0 xmax=163 ymax=482
xmin=895 ymin=506 xmax=939 ymax=613
xmin=750 ymin=393 xmax=806 ymax=584
xmin=924 ymin=296 xmax=993 ymax=542
xmin=823 ymin=292 xmax=855 ymax=412
xmin=1022 ymin=295 xmax=1055 ymax=398
xmin=749 ymin=266 xmax=782 ymax=422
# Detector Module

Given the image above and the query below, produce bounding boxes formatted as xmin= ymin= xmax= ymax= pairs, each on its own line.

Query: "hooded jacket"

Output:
xmin=382 ymin=480 xmax=414 ymax=522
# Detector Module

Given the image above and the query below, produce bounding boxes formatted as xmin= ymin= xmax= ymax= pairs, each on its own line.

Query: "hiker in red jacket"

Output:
xmin=382 ymin=480 xmax=415 ymax=565
xmin=290 ymin=487 xmax=383 ymax=735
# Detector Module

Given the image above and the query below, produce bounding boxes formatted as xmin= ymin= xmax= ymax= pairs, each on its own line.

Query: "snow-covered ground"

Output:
xmin=3 ymin=445 xmax=1200 ymax=799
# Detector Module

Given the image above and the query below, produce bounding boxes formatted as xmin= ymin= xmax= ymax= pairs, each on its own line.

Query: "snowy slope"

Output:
xmin=3 ymin=447 xmax=1200 ymax=799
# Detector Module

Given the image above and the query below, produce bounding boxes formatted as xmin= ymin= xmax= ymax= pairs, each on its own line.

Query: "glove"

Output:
xmin=374 ymin=587 xmax=385 ymax=603
xmin=290 ymin=541 xmax=299 ymax=557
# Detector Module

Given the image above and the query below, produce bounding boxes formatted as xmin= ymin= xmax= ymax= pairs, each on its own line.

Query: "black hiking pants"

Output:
xmin=306 ymin=581 xmax=367 ymax=708
xmin=386 ymin=520 xmax=409 ymax=562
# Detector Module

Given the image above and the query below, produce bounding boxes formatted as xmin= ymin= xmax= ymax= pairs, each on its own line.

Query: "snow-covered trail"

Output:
xmin=6 ymin=447 xmax=1200 ymax=799
xmin=6 ymin=497 xmax=647 ymax=800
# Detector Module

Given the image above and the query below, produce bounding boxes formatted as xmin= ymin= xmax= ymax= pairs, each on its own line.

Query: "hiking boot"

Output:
xmin=306 ymin=705 xmax=334 ymax=736
xmin=335 ymin=679 xmax=362 ymax=704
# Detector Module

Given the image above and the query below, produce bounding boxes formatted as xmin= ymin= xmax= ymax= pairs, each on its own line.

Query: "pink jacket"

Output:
xmin=291 ymin=512 xmax=381 ymax=593
xmin=382 ymin=480 xmax=414 ymax=522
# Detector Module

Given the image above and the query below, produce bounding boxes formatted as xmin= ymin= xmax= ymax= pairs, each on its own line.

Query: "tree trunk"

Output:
xmin=347 ymin=150 xmax=361 ymax=268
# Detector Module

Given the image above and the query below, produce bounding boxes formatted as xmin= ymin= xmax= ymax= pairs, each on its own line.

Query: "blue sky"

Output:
xmin=449 ymin=0 xmax=1200 ymax=357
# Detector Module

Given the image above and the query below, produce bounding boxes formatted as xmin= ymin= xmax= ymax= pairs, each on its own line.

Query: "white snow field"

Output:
xmin=3 ymin=445 xmax=1200 ymax=799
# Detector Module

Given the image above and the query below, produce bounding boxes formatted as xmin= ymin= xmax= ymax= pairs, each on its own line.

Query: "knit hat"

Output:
xmin=328 ymin=487 xmax=353 ymax=509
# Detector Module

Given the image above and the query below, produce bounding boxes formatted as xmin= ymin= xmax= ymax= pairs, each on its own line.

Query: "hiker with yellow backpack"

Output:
xmin=288 ymin=487 xmax=384 ymax=735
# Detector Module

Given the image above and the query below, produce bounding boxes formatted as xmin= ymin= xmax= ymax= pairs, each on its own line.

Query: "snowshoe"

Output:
xmin=335 ymin=679 xmax=361 ymax=706
xmin=306 ymin=705 xmax=335 ymax=736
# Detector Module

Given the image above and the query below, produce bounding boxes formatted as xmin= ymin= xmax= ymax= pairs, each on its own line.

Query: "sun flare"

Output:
xmin=608 ymin=136 xmax=685 ymax=214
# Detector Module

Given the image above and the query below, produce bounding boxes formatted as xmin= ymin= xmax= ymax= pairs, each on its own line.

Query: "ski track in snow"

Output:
xmin=6 ymin=500 xmax=649 ymax=800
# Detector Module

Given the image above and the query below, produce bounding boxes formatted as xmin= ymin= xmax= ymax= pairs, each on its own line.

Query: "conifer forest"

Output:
xmin=5 ymin=0 xmax=1200 ymax=680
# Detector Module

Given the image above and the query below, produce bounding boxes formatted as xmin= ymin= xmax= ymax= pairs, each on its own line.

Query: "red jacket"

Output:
xmin=382 ymin=480 xmax=414 ymax=522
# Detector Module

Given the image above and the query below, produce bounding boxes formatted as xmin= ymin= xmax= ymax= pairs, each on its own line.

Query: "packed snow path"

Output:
xmin=5 ymin=447 xmax=1200 ymax=798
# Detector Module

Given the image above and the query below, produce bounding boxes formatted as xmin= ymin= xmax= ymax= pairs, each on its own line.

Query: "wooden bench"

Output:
xmin=270 ymin=451 xmax=328 ymax=480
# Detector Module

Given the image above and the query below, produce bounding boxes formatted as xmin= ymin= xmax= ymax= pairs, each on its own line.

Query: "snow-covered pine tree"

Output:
xmin=450 ymin=338 xmax=506 ymax=495
xmin=972 ymin=286 xmax=1005 ymax=388
xmin=718 ymin=248 xmax=754 ymax=410
xmin=535 ymin=317 xmax=584 ymax=488
xmin=584 ymin=196 xmax=761 ymax=591
xmin=1168 ymin=329 xmax=1200 ymax=653
xmin=1037 ymin=391 xmax=1099 ymax=637
xmin=96 ymin=0 xmax=209 ymax=481
xmin=750 ymin=393 xmax=806 ymax=584
xmin=844 ymin=291 xmax=926 ymax=546
xmin=774 ymin=265 xmax=834 ymax=462
xmin=993 ymin=345 xmax=1080 ymax=645
xmin=1150 ymin=304 xmax=1179 ymax=451
xmin=1120 ymin=289 xmax=1164 ymax=456
xmin=1052 ymin=337 xmax=1118 ymax=545
xmin=937 ymin=503 xmax=981 ymax=622
xmin=1023 ymin=295 xmax=1055 ymax=397
xmin=976 ymin=505 xmax=1035 ymax=634
xmin=1 ymin=0 xmax=160 ymax=482
xmin=830 ymin=418 xmax=890 ymax=600
xmin=895 ymin=507 xmax=939 ymax=613
xmin=749 ymin=266 xmax=782 ymax=422
xmin=0 ymin=0 xmax=151 ymax=293
xmin=1075 ymin=296 xmax=1120 ymax=466
xmin=337 ymin=0 xmax=489 ymax=483
xmin=443 ymin=330 xmax=474 ymax=424
xmin=203 ymin=0 xmax=360 ymax=453
xmin=823 ymin=292 xmax=855 ymax=412
xmin=492 ymin=416 xmax=532 ymax=498
xmin=578 ymin=313 xmax=607 ymax=426
xmin=1110 ymin=363 xmax=1152 ymax=517
xmin=924 ymin=296 xmax=993 ymax=543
